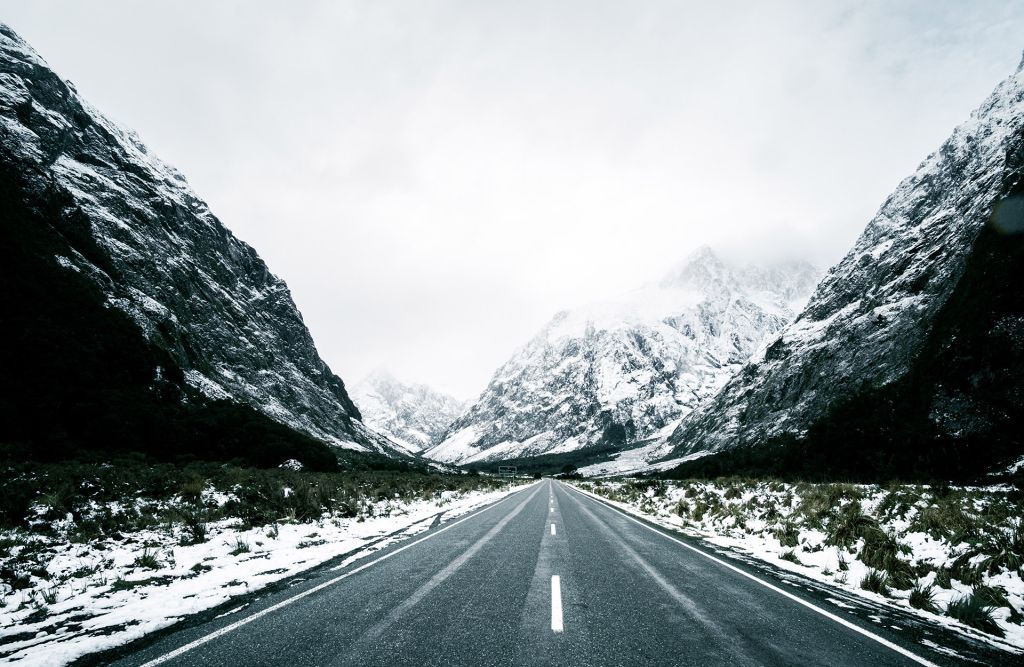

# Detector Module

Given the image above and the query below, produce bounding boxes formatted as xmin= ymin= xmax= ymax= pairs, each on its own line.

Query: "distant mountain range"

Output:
xmin=424 ymin=248 xmax=819 ymax=466
xmin=353 ymin=370 xmax=465 ymax=453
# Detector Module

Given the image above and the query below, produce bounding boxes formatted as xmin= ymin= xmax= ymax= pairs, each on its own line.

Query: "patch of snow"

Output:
xmin=0 ymin=484 xmax=531 ymax=665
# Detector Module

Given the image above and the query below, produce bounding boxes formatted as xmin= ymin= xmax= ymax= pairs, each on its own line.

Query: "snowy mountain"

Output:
xmin=424 ymin=248 xmax=819 ymax=465
xmin=353 ymin=370 xmax=466 ymax=452
xmin=666 ymin=52 xmax=1024 ymax=480
xmin=0 ymin=25 xmax=404 ymax=460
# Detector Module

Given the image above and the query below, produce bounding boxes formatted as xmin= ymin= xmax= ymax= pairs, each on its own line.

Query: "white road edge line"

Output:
xmin=563 ymin=483 xmax=939 ymax=667
xmin=551 ymin=575 xmax=564 ymax=633
xmin=139 ymin=482 xmax=542 ymax=666
xmin=551 ymin=523 xmax=557 ymax=536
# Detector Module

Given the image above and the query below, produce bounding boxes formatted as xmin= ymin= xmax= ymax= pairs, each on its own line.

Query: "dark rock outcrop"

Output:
xmin=666 ymin=53 xmax=1024 ymax=480
xmin=0 ymin=25 xmax=403 ymax=461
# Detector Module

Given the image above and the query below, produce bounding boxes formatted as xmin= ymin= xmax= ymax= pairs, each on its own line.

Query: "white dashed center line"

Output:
xmin=551 ymin=575 xmax=564 ymax=633
xmin=551 ymin=523 xmax=557 ymax=536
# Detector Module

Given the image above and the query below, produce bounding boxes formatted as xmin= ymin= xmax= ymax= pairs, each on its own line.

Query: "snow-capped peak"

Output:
xmin=666 ymin=49 xmax=1024 ymax=470
xmin=657 ymin=245 xmax=729 ymax=290
xmin=353 ymin=370 xmax=466 ymax=452
xmin=424 ymin=250 xmax=819 ymax=466
xmin=538 ymin=248 xmax=816 ymax=345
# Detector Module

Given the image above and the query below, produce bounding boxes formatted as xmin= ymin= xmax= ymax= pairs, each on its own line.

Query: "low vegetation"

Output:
xmin=0 ymin=459 xmax=508 ymax=535
xmin=909 ymin=582 xmax=939 ymax=614
xmin=946 ymin=591 xmax=1004 ymax=638
xmin=576 ymin=478 xmax=1024 ymax=644
xmin=0 ymin=462 xmax=511 ymax=601
xmin=860 ymin=569 xmax=890 ymax=596
xmin=0 ymin=458 xmax=521 ymax=662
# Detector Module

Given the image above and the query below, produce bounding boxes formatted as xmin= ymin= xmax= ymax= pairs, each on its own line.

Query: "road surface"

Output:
xmin=100 ymin=480 xmax=1016 ymax=666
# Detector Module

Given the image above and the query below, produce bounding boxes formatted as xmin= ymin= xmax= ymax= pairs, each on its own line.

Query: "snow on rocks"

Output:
xmin=669 ymin=52 xmax=1024 ymax=458
xmin=0 ymin=24 xmax=404 ymax=457
xmin=426 ymin=248 xmax=819 ymax=465
xmin=352 ymin=370 xmax=466 ymax=452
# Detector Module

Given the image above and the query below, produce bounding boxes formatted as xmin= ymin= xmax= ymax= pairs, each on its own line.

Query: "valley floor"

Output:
xmin=93 ymin=480 xmax=1017 ymax=666
xmin=4 ymin=470 xmax=1021 ymax=665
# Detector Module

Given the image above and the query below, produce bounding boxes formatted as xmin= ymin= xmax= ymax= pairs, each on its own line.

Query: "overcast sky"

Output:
xmin=3 ymin=1 xmax=1023 ymax=399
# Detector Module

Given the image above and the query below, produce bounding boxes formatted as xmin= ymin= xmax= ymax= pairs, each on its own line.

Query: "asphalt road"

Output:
xmin=104 ymin=480 xmax=1016 ymax=666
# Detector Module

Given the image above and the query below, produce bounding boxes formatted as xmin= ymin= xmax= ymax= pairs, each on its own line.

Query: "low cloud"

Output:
xmin=4 ymin=0 xmax=1022 ymax=398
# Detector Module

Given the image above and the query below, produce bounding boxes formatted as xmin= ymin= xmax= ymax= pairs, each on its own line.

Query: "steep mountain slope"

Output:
xmin=353 ymin=370 xmax=466 ymax=452
xmin=425 ymin=249 xmax=818 ymax=465
xmin=666 ymin=53 xmax=1024 ymax=481
xmin=0 ymin=25 xmax=403 ymax=462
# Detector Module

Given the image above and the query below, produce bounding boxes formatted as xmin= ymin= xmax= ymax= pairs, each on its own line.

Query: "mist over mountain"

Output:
xmin=666 ymin=52 xmax=1024 ymax=481
xmin=424 ymin=248 xmax=818 ymax=466
xmin=353 ymin=370 xmax=466 ymax=453
xmin=4 ymin=10 xmax=1024 ymax=666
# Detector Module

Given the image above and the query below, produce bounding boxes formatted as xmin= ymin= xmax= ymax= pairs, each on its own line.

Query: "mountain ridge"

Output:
xmin=664 ymin=52 xmax=1024 ymax=480
xmin=0 ymin=24 xmax=406 ymax=461
xmin=353 ymin=369 xmax=466 ymax=452
xmin=425 ymin=248 xmax=818 ymax=466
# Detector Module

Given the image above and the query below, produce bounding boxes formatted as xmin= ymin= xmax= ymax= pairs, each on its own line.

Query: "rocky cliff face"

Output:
xmin=0 ymin=25 xmax=400 ymax=458
xmin=666 ymin=53 xmax=1024 ymax=480
xmin=352 ymin=370 xmax=466 ymax=452
xmin=425 ymin=248 xmax=818 ymax=465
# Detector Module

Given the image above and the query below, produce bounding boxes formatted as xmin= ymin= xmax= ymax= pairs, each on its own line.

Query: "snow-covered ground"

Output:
xmin=0 ymin=482 xmax=530 ymax=665
xmin=572 ymin=479 xmax=1024 ymax=654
